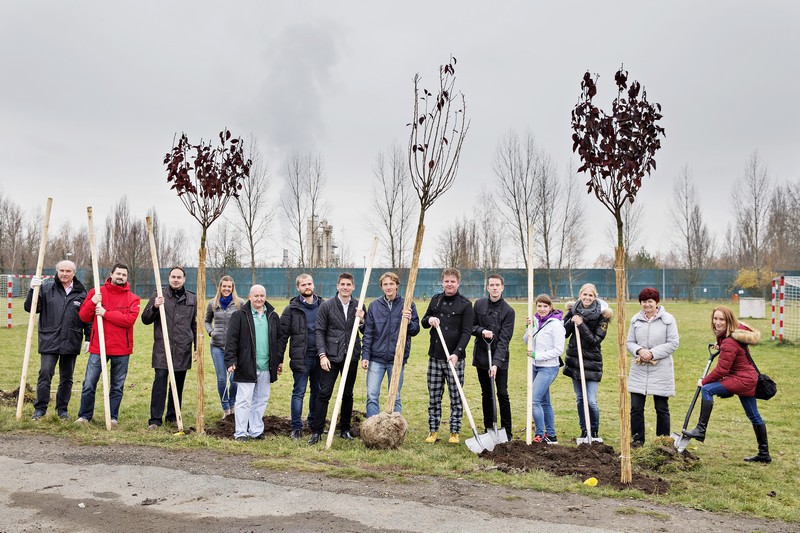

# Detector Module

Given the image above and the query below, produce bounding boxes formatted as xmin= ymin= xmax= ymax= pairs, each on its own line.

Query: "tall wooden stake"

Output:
xmin=146 ymin=216 xmax=184 ymax=433
xmin=616 ymin=246 xmax=632 ymax=482
xmin=16 ymin=197 xmax=52 ymax=420
xmin=326 ymin=237 xmax=378 ymax=449
xmin=526 ymin=225 xmax=534 ymax=445
xmin=87 ymin=207 xmax=113 ymax=430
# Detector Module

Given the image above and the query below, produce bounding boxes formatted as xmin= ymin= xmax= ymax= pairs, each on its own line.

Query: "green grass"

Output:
xmin=1 ymin=297 xmax=798 ymax=523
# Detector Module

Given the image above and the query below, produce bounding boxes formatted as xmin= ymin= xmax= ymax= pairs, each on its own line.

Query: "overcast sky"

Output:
xmin=1 ymin=1 xmax=798 ymax=269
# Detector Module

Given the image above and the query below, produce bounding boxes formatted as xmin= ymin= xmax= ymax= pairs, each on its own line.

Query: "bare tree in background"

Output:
xmin=207 ymin=221 xmax=241 ymax=284
xmin=492 ymin=130 xmax=544 ymax=269
xmin=101 ymin=196 xmax=148 ymax=292
xmin=671 ymin=166 xmax=714 ymax=300
xmin=767 ymin=180 xmax=800 ymax=271
xmin=476 ymin=197 xmax=502 ymax=274
xmin=0 ymin=190 xmax=28 ymax=272
xmin=371 ymin=144 xmax=416 ymax=268
xmin=281 ymin=151 xmax=328 ymax=268
xmin=435 ymin=217 xmax=479 ymax=269
xmin=148 ymin=208 xmax=186 ymax=268
xmin=234 ymin=135 xmax=272 ymax=284
xmin=557 ymin=163 xmax=586 ymax=297
xmin=732 ymin=152 xmax=772 ymax=293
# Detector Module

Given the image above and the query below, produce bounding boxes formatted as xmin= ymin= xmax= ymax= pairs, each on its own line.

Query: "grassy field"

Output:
xmin=1 ymin=296 xmax=797 ymax=522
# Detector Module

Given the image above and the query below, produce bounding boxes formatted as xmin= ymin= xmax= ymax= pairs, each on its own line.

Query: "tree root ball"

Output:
xmin=360 ymin=412 xmax=408 ymax=449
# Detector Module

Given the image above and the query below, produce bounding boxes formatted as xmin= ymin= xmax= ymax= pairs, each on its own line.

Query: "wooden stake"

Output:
xmin=87 ymin=207 xmax=113 ymax=431
xmin=326 ymin=237 xmax=378 ymax=449
xmin=146 ymin=217 xmax=184 ymax=433
xmin=385 ymin=224 xmax=424 ymax=413
xmin=16 ymin=197 xmax=52 ymax=420
xmin=526 ymin=225 xmax=534 ymax=445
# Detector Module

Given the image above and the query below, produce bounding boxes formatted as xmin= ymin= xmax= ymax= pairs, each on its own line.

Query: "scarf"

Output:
xmin=535 ymin=308 xmax=563 ymax=329
xmin=170 ymin=286 xmax=186 ymax=299
xmin=573 ymin=299 xmax=601 ymax=321
xmin=219 ymin=294 xmax=233 ymax=309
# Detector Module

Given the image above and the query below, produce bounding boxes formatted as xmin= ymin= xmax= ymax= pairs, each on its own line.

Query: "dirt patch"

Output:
xmin=205 ymin=411 xmax=365 ymax=439
xmin=482 ymin=440 xmax=670 ymax=494
xmin=0 ymin=385 xmax=34 ymax=405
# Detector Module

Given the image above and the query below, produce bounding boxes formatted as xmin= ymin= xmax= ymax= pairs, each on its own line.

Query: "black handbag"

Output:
xmin=742 ymin=345 xmax=777 ymax=400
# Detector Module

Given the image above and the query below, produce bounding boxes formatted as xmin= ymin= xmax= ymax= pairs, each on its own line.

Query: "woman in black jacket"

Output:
xmin=563 ymin=283 xmax=613 ymax=440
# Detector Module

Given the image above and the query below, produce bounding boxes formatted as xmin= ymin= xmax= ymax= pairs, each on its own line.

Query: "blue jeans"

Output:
xmin=701 ymin=381 xmax=763 ymax=426
xmin=532 ymin=365 xmax=559 ymax=437
xmin=210 ymin=346 xmax=237 ymax=411
xmin=78 ymin=354 xmax=130 ymax=421
xmin=291 ymin=352 xmax=320 ymax=431
xmin=366 ymin=360 xmax=404 ymax=418
xmin=572 ymin=378 xmax=600 ymax=433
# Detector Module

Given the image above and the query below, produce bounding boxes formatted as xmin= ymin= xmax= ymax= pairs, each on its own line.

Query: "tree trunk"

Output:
xmin=195 ymin=229 xmax=208 ymax=434
xmin=615 ymin=226 xmax=632 ymax=483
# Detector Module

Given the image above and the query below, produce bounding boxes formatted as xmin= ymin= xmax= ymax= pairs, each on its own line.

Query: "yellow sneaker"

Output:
xmin=448 ymin=432 xmax=460 ymax=444
xmin=424 ymin=431 xmax=439 ymax=443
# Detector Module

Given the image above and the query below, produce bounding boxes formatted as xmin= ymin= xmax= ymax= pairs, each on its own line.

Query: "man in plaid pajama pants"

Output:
xmin=421 ymin=268 xmax=474 ymax=444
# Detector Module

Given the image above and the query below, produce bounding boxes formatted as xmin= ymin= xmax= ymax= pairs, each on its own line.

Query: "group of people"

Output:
xmin=25 ymin=261 xmax=771 ymax=462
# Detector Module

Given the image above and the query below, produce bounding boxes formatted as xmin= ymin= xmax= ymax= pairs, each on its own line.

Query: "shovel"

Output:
xmin=434 ymin=325 xmax=492 ymax=453
xmin=484 ymin=337 xmax=509 ymax=445
xmin=574 ymin=325 xmax=601 ymax=445
xmin=672 ymin=344 xmax=719 ymax=453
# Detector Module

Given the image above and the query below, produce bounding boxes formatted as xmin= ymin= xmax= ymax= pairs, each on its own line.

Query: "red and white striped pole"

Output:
xmin=6 ymin=277 xmax=12 ymax=329
xmin=771 ymin=277 xmax=777 ymax=340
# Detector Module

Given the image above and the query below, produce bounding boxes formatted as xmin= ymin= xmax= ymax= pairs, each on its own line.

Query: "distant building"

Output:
xmin=306 ymin=216 xmax=338 ymax=268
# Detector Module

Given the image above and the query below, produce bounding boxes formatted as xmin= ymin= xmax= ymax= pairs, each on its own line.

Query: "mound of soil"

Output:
xmin=0 ymin=385 xmax=34 ymax=405
xmin=482 ymin=440 xmax=670 ymax=494
xmin=205 ymin=411 xmax=365 ymax=439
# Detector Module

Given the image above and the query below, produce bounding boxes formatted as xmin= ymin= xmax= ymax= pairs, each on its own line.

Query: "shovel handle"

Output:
xmin=683 ymin=344 xmax=720 ymax=430
xmin=435 ymin=325 xmax=482 ymax=446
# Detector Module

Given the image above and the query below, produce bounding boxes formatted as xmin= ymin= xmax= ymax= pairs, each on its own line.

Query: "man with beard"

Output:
xmin=277 ymin=273 xmax=324 ymax=439
xmin=76 ymin=263 xmax=140 ymax=425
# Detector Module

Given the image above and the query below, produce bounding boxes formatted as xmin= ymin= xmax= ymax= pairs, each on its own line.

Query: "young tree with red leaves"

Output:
xmin=164 ymin=129 xmax=251 ymax=434
xmin=571 ymin=67 xmax=665 ymax=483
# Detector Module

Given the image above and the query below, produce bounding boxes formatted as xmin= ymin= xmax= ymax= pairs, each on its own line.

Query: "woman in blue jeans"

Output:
xmin=683 ymin=306 xmax=771 ymax=463
xmin=204 ymin=276 xmax=244 ymax=417
xmin=524 ymin=294 xmax=565 ymax=444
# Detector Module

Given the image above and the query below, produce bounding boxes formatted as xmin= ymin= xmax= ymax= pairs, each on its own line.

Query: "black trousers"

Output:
xmin=630 ymin=392 xmax=670 ymax=443
xmin=35 ymin=353 xmax=78 ymax=414
xmin=310 ymin=356 xmax=359 ymax=434
xmin=476 ymin=367 xmax=511 ymax=435
xmin=149 ymin=368 xmax=187 ymax=426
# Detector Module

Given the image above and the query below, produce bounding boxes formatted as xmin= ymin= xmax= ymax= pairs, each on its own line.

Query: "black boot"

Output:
xmin=682 ymin=399 xmax=713 ymax=442
xmin=744 ymin=424 xmax=771 ymax=463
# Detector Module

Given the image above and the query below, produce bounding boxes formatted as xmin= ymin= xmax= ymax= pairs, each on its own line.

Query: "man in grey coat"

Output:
xmin=141 ymin=266 xmax=197 ymax=429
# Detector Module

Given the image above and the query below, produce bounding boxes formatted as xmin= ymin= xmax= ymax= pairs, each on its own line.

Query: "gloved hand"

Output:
xmin=30 ymin=276 xmax=42 ymax=288
xmin=83 ymin=341 xmax=90 ymax=354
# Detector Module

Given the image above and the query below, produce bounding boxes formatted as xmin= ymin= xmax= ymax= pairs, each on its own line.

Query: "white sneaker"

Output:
xmin=74 ymin=417 xmax=89 ymax=425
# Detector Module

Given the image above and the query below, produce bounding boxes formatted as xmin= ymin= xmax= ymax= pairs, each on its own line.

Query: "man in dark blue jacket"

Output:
xmin=225 ymin=284 xmax=282 ymax=441
xmin=277 ymin=273 xmax=324 ymax=439
xmin=24 ymin=260 xmax=90 ymax=420
xmin=361 ymin=272 xmax=420 ymax=418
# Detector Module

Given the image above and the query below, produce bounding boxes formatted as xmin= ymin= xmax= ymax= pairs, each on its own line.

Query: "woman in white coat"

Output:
xmin=524 ymin=294 xmax=566 ymax=444
xmin=626 ymin=287 xmax=679 ymax=446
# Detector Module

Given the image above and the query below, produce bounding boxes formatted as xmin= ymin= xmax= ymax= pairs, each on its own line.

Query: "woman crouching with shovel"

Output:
xmin=682 ymin=306 xmax=771 ymax=463
xmin=523 ymin=294 xmax=566 ymax=444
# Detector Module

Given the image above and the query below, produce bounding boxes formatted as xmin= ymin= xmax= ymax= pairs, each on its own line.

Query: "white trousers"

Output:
xmin=234 ymin=370 xmax=271 ymax=438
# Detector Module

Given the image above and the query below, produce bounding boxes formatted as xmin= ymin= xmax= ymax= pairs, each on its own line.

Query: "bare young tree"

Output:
xmin=0 ymin=190 xmax=27 ymax=272
xmin=434 ymin=216 xmax=479 ymax=269
xmin=233 ymin=135 xmax=272 ymax=284
xmin=766 ymin=180 xmax=800 ymax=271
xmin=556 ymin=163 xmax=586 ymax=297
xmin=492 ymin=129 xmax=544 ymax=268
xmin=732 ymin=151 xmax=772 ymax=293
xmin=148 ymin=208 xmax=186 ymax=269
xmin=207 ymin=221 xmax=241 ymax=284
xmin=371 ymin=144 xmax=416 ymax=268
xmin=671 ymin=166 xmax=714 ymax=300
xmin=306 ymin=154 xmax=328 ymax=268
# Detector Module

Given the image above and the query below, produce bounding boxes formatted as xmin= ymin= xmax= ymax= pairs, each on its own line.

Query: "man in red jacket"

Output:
xmin=75 ymin=263 xmax=140 ymax=426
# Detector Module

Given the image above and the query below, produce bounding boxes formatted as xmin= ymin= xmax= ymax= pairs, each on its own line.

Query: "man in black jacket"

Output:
xmin=225 ymin=284 xmax=282 ymax=441
xmin=421 ymin=267 xmax=474 ymax=444
xmin=141 ymin=267 xmax=197 ymax=429
xmin=307 ymin=272 xmax=364 ymax=445
xmin=277 ymin=273 xmax=323 ymax=439
xmin=472 ymin=274 xmax=515 ymax=439
xmin=24 ymin=260 xmax=91 ymax=420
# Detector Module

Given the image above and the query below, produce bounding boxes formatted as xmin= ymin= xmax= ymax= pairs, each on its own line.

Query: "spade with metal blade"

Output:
xmin=484 ymin=337 xmax=509 ymax=445
xmin=673 ymin=343 xmax=719 ymax=453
